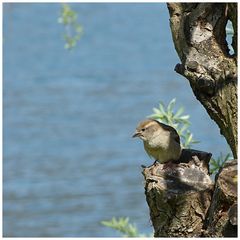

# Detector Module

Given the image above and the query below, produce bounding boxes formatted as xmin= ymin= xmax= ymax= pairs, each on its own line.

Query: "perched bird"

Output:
xmin=132 ymin=119 xmax=182 ymax=163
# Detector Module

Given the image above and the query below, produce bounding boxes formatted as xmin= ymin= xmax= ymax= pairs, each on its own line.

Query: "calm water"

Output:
xmin=3 ymin=3 xmax=230 ymax=237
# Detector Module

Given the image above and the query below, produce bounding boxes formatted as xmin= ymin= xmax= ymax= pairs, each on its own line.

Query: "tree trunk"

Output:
xmin=143 ymin=150 xmax=237 ymax=237
xmin=143 ymin=3 xmax=238 ymax=237
xmin=167 ymin=3 xmax=237 ymax=158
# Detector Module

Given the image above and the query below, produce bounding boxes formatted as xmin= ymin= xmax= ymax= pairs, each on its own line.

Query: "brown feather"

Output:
xmin=151 ymin=119 xmax=180 ymax=144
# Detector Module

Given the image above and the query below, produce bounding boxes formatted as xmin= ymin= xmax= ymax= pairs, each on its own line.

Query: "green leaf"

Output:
xmin=179 ymin=115 xmax=190 ymax=120
xmin=153 ymin=107 xmax=162 ymax=115
xmin=167 ymin=98 xmax=176 ymax=113
xmin=159 ymin=101 xmax=166 ymax=115
xmin=210 ymin=152 xmax=233 ymax=175
xmin=174 ymin=106 xmax=184 ymax=118
xmin=101 ymin=217 xmax=138 ymax=237
xmin=148 ymin=114 xmax=159 ymax=119
xmin=101 ymin=217 xmax=153 ymax=237
xmin=178 ymin=124 xmax=188 ymax=134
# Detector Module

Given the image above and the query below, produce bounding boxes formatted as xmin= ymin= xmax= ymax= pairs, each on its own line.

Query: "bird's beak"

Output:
xmin=132 ymin=131 xmax=141 ymax=138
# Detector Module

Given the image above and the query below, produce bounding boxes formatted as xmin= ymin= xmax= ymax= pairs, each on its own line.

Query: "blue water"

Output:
xmin=3 ymin=3 xmax=230 ymax=237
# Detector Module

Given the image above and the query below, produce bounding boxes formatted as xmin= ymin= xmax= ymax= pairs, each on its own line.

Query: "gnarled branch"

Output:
xmin=167 ymin=3 xmax=237 ymax=158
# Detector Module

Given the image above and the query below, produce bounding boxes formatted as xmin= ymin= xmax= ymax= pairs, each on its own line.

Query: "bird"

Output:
xmin=132 ymin=119 xmax=182 ymax=163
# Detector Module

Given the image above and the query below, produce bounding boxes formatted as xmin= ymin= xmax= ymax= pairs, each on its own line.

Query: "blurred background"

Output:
xmin=3 ymin=3 xmax=231 ymax=237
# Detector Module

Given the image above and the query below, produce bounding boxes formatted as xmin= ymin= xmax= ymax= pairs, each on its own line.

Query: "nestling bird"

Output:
xmin=132 ymin=119 xmax=182 ymax=163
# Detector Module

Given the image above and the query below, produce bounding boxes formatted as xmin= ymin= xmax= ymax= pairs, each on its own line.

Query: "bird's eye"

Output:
xmin=141 ymin=128 xmax=145 ymax=132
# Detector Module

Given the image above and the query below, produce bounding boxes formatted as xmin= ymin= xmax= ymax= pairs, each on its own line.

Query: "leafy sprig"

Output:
xmin=210 ymin=152 xmax=233 ymax=175
xmin=101 ymin=217 xmax=152 ymax=237
xmin=149 ymin=98 xmax=199 ymax=148
xmin=58 ymin=3 xmax=83 ymax=50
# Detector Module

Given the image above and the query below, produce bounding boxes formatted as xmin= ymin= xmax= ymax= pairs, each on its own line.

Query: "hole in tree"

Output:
xmin=225 ymin=20 xmax=234 ymax=55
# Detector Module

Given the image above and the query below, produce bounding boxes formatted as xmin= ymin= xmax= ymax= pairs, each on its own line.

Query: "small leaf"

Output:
xmin=174 ymin=106 xmax=184 ymax=118
xmin=153 ymin=107 xmax=161 ymax=114
xmin=167 ymin=98 xmax=176 ymax=113
xmin=179 ymin=115 xmax=190 ymax=120
xmin=148 ymin=114 xmax=159 ymax=119
xmin=159 ymin=102 xmax=166 ymax=115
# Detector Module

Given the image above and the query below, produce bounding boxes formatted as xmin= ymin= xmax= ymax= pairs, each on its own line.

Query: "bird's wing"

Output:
xmin=153 ymin=120 xmax=180 ymax=144
xmin=172 ymin=131 xmax=180 ymax=144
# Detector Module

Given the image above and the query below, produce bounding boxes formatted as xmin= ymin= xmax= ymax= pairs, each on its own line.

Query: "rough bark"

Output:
xmin=167 ymin=3 xmax=237 ymax=158
xmin=204 ymin=159 xmax=237 ymax=237
xmin=142 ymin=150 xmax=237 ymax=237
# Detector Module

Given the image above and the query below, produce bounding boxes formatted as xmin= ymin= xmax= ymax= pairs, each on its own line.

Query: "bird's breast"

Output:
xmin=148 ymin=131 xmax=171 ymax=149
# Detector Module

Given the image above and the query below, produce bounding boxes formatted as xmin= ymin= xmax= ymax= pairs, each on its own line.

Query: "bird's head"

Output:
xmin=132 ymin=119 xmax=159 ymax=142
